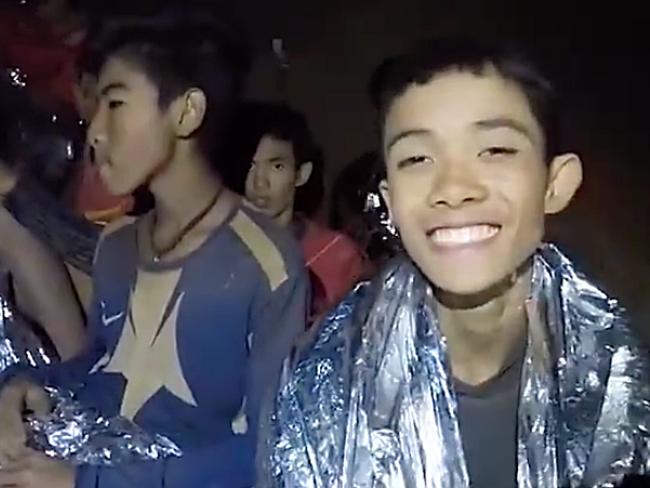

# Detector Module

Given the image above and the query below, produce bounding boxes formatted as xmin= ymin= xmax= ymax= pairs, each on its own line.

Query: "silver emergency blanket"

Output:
xmin=0 ymin=277 xmax=181 ymax=466
xmin=263 ymin=244 xmax=650 ymax=487
xmin=25 ymin=386 xmax=182 ymax=465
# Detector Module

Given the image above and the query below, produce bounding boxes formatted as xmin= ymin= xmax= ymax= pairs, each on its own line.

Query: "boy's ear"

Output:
xmin=172 ymin=88 xmax=207 ymax=138
xmin=295 ymin=162 xmax=313 ymax=188
xmin=544 ymin=153 xmax=583 ymax=215
xmin=378 ymin=179 xmax=395 ymax=223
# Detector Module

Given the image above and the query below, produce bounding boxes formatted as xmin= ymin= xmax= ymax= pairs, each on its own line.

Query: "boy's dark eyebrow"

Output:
xmin=100 ymin=82 xmax=129 ymax=97
xmin=473 ymin=118 xmax=534 ymax=141
xmin=385 ymin=129 xmax=432 ymax=153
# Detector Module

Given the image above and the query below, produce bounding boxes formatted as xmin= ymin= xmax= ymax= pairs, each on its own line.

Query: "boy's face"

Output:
xmin=88 ymin=57 xmax=176 ymax=197
xmin=381 ymin=67 xmax=581 ymax=296
xmin=245 ymin=135 xmax=302 ymax=221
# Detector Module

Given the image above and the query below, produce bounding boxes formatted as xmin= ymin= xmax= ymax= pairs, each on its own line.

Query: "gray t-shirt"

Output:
xmin=455 ymin=347 xmax=524 ymax=488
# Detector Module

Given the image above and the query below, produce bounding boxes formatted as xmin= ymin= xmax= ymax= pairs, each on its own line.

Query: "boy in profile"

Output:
xmin=0 ymin=13 xmax=307 ymax=488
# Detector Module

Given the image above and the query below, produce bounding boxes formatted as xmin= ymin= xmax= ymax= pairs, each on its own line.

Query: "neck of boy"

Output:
xmin=275 ymin=206 xmax=294 ymax=228
xmin=436 ymin=262 xmax=532 ymax=387
xmin=149 ymin=152 xmax=224 ymax=230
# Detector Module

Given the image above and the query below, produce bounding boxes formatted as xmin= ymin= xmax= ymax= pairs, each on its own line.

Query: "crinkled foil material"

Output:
xmin=363 ymin=189 xmax=401 ymax=257
xmin=26 ymin=386 xmax=182 ymax=465
xmin=264 ymin=244 xmax=650 ymax=487
xmin=0 ymin=281 xmax=181 ymax=465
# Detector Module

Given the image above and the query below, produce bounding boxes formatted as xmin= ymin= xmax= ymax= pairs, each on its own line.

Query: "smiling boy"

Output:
xmin=263 ymin=39 xmax=650 ymax=488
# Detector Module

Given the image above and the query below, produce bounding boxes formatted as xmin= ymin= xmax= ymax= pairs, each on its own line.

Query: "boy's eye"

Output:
xmin=479 ymin=147 xmax=519 ymax=158
xmin=108 ymin=100 xmax=124 ymax=110
xmin=273 ymin=163 xmax=286 ymax=171
xmin=397 ymin=155 xmax=433 ymax=169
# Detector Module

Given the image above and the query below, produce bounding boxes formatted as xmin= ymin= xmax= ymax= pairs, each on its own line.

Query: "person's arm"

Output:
xmin=4 ymin=177 xmax=100 ymax=276
xmin=0 ymin=287 xmax=104 ymax=467
xmin=72 ymin=268 xmax=309 ymax=488
xmin=0 ymin=203 xmax=110 ymax=470
xmin=248 ymin=264 xmax=309 ymax=418
xmin=0 ymin=216 xmax=110 ymax=390
xmin=0 ymin=206 xmax=86 ymax=361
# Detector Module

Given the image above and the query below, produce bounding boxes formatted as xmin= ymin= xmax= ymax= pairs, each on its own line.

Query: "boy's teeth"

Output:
xmin=431 ymin=225 xmax=499 ymax=245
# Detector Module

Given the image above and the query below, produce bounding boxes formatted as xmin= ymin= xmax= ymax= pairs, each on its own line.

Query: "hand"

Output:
xmin=0 ymin=378 xmax=50 ymax=466
xmin=0 ymin=450 xmax=75 ymax=488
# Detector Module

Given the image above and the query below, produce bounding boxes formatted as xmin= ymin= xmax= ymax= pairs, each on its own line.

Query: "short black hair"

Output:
xmin=243 ymin=103 xmax=322 ymax=171
xmin=94 ymin=11 xmax=251 ymax=171
xmin=220 ymin=101 xmax=325 ymax=216
xmin=369 ymin=38 xmax=561 ymax=159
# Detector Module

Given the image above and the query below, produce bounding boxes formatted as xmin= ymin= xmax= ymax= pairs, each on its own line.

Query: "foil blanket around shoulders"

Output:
xmin=264 ymin=244 xmax=650 ymax=488
xmin=0 ymin=279 xmax=181 ymax=466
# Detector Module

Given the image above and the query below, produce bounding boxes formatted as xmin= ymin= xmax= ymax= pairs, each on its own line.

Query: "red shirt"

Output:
xmin=298 ymin=219 xmax=367 ymax=321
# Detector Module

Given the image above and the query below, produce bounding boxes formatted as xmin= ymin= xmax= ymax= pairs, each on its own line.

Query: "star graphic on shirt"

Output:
xmin=100 ymin=269 xmax=197 ymax=420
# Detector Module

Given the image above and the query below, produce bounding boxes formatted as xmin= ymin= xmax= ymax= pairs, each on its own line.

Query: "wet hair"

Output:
xmin=220 ymin=101 xmax=325 ymax=216
xmin=369 ymin=37 xmax=561 ymax=159
xmin=93 ymin=11 xmax=251 ymax=171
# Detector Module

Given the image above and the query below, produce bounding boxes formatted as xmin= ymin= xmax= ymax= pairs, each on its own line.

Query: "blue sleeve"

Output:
xmin=247 ymin=267 xmax=309 ymax=434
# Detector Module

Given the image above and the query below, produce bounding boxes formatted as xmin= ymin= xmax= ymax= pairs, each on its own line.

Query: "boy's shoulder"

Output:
xmin=227 ymin=206 xmax=305 ymax=293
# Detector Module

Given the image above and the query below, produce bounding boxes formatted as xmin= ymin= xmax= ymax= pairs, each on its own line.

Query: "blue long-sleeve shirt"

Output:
xmin=33 ymin=206 xmax=308 ymax=487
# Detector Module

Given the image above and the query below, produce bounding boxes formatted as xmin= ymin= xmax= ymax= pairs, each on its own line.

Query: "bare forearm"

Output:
xmin=0 ymin=207 xmax=87 ymax=360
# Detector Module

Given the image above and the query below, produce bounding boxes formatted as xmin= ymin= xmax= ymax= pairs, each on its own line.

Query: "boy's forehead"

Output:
xmin=97 ymin=56 xmax=153 ymax=94
xmin=256 ymin=134 xmax=295 ymax=158
xmin=383 ymin=69 xmax=543 ymax=147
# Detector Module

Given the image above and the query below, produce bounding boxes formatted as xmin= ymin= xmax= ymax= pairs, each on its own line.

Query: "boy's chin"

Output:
xmin=427 ymin=259 xmax=534 ymax=310
xmin=100 ymin=174 xmax=141 ymax=199
xmin=433 ymin=280 xmax=507 ymax=309
xmin=103 ymin=182 xmax=132 ymax=198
